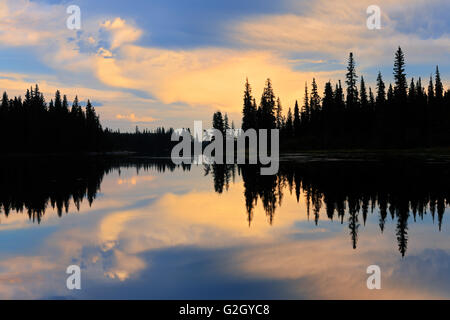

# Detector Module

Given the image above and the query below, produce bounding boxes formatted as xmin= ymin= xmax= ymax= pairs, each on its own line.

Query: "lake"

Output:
xmin=0 ymin=155 xmax=449 ymax=299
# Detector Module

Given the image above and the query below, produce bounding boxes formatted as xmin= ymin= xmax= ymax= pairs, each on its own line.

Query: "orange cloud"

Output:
xmin=96 ymin=45 xmax=342 ymax=113
xmin=116 ymin=113 xmax=158 ymax=123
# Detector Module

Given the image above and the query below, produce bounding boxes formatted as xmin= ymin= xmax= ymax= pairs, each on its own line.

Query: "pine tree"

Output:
xmin=322 ymin=82 xmax=335 ymax=144
xmin=435 ymin=66 xmax=443 ymax=100
xmin=302 ymin=82 xmax=310 ymax=123
xmin=408 ymin=78 xmax=416 ymax=102
xmin=48 ymin=99 xmax=55 ymax=113
xmin=293 ymin=100 xmax=301 ymax=135
xmin=334 ymin=80 xmax=345 ymax=110
xmin=242 ymin=78 xmax=257 ymax=130
xmin=428 ymin=76 xmax=435 ymax=103
xmin=376 ymin=72 xmax=386 ymax=105
xmin=393 ymin=47 xmax=407 ymax=102
xmin=259 ymin=78 xmax=276 ymax=129
xmin=346 ymin=52 xmax=358 ymax=108
xmin=224 ymin=113 xmax=230 ymax=131
xmin=71 ymin=96 xmax=81 ymax=116
xmin=322 ymin=82 xmax=334 ymax=112
xmin=54 ymin=90 xmax=62 ymax=112
xmin=213 ymin=111 xmax=225 ymax=134
xmin=310 ymin=78 xmax=321 ymax=113
xmin=276 ymin=97 xmax=284 ymax=129
xmin=285 ymin=107 xmax=293 ymax=136
xmin=1 ymin=92 xmax=8 ymax=113
xmin=360 ymin=76 xmax=368 ymax=108
xmin=416 ymin=78 xmax=423 ymax=97
xmin=387 ymin=84 xmax=394 ymax=102
xmin=62 ymin=95 xmax=69 ymax=114
xmin=369 ymin=88 xmax=375 ymax=109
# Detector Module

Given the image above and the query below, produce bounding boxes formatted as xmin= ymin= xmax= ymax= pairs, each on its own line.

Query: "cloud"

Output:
xmin=115 ymin=113 xmax=158 ymax=123
xmin=0 ymin=0 xmax=64 ymax=47
xmin=96 ymin=45 xmax=342 ymax=113
xmin=0 ymin=0 xmax=448 ymax=131
xmin=0 ymin=1 xmax=344 ymax=118
xmin=230 ymin=0 xmax=450 ymax=69
xmin=101 ymin=18 xmax=142 ymax=50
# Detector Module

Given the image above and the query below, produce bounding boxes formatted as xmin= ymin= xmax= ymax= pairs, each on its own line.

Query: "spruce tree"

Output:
xmin=259 ymin=78 xmax=276 ymax=129
xmin=213 ymin=111 xmax=225 ymax=135
xmin=276 ymin=97 xmax=283 ymax=129
xmin=428 ymin=76 xmax=435 ymax=103
xmin=285 ymin=107 xmax=293 ymax=136
xmin=293 ymin=100 xmax=301 ymax=135
xmin=393 ymin=47 xmax=407 ymax=102
xmin=360 ymin=76 xmax=368 ymax=108
xmin=346 ymin=52 xmax=358 ymax=108
xmin=224 ymin=113 xmax=230 ymax=131
xmin=435 ymin=66 xmax=443 ymax=100
xmin=310 ymin=78 xmax=321 ymax=114
xmin=302 ymin=82 xmax=310 ymax=124
xmin=242 ymin=78 xmax=257 ymax=130
xmin=376 ymin=72 xmax=386 ymax=105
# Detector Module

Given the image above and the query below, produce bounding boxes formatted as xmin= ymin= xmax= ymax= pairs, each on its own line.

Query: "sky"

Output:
xmin=0 ymin=0 xmax=449 ymax=131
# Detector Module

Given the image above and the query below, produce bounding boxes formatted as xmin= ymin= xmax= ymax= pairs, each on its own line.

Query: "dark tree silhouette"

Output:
xmin=0 ymin=86 xmax=178 ymax=155
xmin=238 ymin=47 xmax=449 ymax=150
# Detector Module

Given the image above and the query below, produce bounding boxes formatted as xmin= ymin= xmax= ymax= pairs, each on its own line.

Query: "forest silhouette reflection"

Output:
xmin=0 ymin=157 xmax=190 ymax=223
xmin=1 ymin=156 xmax=449 ymax=257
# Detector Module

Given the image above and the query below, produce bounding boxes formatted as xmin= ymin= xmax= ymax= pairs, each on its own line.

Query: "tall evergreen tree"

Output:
xmin=428 ymin=76 xmax=435 ymax=103
xmin=376 ymin=72 xmax=386 ymax=105
xmin=302 ymin=82 xmax=310 ymax=124
xmin=435 ymin=66 xmax=443 ymax=100
xmin=322 ymin=82 xmax=334 ymax=112
xmin=360 ymin=76 xmax=368 ymax=108
xmin=408 ymin=78 xmax=416 ymax=102
xmin=285 ymin=107 xmax=293 ymax=136
xmin=213 ymin=111 xmax=225 ymax=134
xmin=393 ymin=47 xmax=407 ymax=102
xmin=387 ymin=84 xmax=394 ymax=102
xmin=334 ymin=80 xmax=345 ymax=110
xmin=54 ymin=90 xmax=62 ymax=112
xmin=310 ymin=78 xmax=321 ymax=113
xmin=242 ymin=78 xmax=257 ymax=130
xmin=293 ymin=100 xmax=301 ymax=135
xmin=346 ymin=52 xmax=358 ymax=108
xmin=276 ymin=97 xmax=284 ymax=129
xmin=369 ymin=88 xmax=375 ymax=110
xmin=259 ymin=78 xmax=277 ymax=129
xmin=224 ymin=113 xmax=230 ymax=131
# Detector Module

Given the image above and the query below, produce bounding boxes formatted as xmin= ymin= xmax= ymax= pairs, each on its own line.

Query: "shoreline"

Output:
xmin=2 ymin=147 xmax=450 ymax=161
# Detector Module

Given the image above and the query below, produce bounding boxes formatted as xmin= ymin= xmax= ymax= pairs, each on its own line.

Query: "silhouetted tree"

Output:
xmin=242 ymin=78 xmax=257 ymax=131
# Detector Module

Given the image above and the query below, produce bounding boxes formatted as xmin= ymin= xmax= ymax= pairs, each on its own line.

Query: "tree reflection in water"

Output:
xmin=1 ymin=156 xmax=449 ymax=257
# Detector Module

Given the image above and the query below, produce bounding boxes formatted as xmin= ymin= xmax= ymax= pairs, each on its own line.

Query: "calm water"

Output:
xmin=1 ymin=155 xmax=450 ymax=299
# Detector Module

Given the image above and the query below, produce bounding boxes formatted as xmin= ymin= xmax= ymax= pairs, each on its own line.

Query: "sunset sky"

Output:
xmin=0 ymin=0 xmax=449 ymax=131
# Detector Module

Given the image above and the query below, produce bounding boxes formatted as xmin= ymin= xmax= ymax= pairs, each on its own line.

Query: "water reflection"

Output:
xmin=1 ymin=156 xmax=450 ymax=299
xmin=0 ymin=157 xmax=190 ymax=223
xmin=209 ymin=160 xmax=450 ymax=257
xmin=1 ymin=157 xmax=449 ymax=259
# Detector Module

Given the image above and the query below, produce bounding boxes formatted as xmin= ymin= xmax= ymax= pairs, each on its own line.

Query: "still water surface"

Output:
xmin=0 ymin=156 xmax=450 ymax=299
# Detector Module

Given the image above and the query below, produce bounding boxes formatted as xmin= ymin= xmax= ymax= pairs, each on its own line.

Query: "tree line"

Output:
xmin=239 ymin=47 xmax=450 ymax=149
xmin=2 ymin=46 xmax=448 ymax=154
xmin=0 ymin=85 xmax=104 ymax=153
xmin=0 ymin=85 xmax=176 ymax=154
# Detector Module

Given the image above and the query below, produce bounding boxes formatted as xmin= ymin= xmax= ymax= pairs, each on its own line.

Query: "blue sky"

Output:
xmin=0 ymin=0 xmax=449 ymax=130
